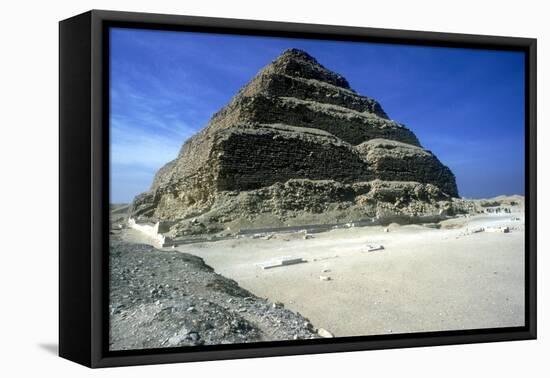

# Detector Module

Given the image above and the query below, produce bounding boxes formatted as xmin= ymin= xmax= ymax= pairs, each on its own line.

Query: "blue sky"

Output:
xmin=110 ymin=27 xmax=525 ymax=203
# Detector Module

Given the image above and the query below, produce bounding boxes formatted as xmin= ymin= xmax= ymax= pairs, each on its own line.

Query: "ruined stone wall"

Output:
xmin=132 ymin=163 xmax=221 ymax=221
xmin=356 ymin=139 xmax=458 ymax=197
xmin=150 ymin=159 xmax=177 ymax=191
xmin=212 ymin=126 xmax=370 ymax=191
xmin=229 ymin=95 xmax=420 ymax=146
xmin=240 ymin=71 xmax=389 ymax=118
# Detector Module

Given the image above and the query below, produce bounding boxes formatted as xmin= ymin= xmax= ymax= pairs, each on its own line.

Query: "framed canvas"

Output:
xmin=59 ymin=9 xmax=537 ymax=368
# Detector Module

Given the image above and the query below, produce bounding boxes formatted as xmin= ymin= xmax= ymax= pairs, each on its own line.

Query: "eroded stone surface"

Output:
xmin=356 ymin=139 xmax=458 ymax=197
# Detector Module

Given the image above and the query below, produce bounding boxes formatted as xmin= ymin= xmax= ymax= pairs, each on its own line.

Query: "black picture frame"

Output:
xmin=59 ymin=9 xmax=537 ymax=368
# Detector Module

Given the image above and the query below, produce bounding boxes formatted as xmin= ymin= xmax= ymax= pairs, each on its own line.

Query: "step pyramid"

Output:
xmin=129 ymin=49 xmax=459 ymax=236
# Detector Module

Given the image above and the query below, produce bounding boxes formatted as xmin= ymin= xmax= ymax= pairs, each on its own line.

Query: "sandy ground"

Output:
xmin=122 ymin=212 xmax=525 ymax=338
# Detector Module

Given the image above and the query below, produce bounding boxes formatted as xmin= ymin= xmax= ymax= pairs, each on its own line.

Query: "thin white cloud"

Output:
xmin=110 ymin=119 xmax=187 ymax=170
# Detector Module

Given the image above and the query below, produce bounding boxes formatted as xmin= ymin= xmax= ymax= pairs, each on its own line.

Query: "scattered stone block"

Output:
xmin=423 ymin=223 xmax=441 ymax=229
xmin=319 ymin=275 xmax=331 ymax=281
xmin=486 ymin=226 xmax=510 ymax=233
xmin=317 ymin=328 xmax=334 ymax=338
xmin=365 ymin=244 xmax=384 ymax=252
xmin=468 ymin=227 xmax=485 ymax=234
xmin=260 ymin=256 xmax=307 ymax=269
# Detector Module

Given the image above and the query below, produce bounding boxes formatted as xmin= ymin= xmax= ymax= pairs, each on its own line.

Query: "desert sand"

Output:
xmin=148 ymin=211 xmax=525 ymax=338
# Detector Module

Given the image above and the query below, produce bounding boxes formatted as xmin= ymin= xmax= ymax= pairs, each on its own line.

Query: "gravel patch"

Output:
xmin=109 ymin=238 xmax=319 ymax=351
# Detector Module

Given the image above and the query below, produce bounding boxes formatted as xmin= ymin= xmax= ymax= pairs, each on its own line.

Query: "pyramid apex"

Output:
xmin=270 ymin=48 xmax=350 ymax=89
xmin=280 ymin=48 xmax=317 ymax=61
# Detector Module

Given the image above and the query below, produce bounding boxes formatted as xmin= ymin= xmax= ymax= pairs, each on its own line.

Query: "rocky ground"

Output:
xmin=109 ymin=237 xmax=320 ymax=351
